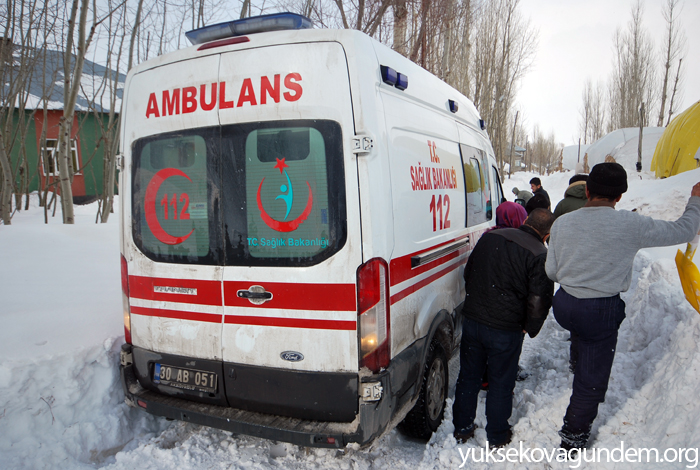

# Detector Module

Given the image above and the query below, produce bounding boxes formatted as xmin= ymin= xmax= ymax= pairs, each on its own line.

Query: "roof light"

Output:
xmin=395 ymin=73 xmax=408 ymax=91
xmin=380 ymin=65 xmax=397 ymax=86
xmin=449 ymin=99 xmax=459 ymax=113
xmin=186 ymin=12 xmax=313 ymax=45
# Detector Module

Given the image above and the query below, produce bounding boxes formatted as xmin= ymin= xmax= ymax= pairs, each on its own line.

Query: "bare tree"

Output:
xmin=579 ymin=78 xmax=607 ymax=144
xmin=469 ymin=0 xmax=537 ymax=171
xmin=91 ymin=0 xmax=129 ymax=223
xmin=590 ymin=82 xmax=606 ymax=143
xmin=56 ymin=0 xmax=92 ymax=224
xmin=657 ymin=0 xmax=686 ymax=127
xmin=392 ymin=0 xmax=408 ymax=55
xmin=0 ymin=0 xmax=60 ymax=224
xmin=125 ymin=0 xmax=229 ymax=62
xmin=529 ymin=125 xmax=561 ymax=176
xmin=608 ymin=0 xmax=656 ymax=132
xmin=449 ymin=1 xmax=473 ymax=95
xmin=579 ymin=79 xmax=593 ymax=145
xmin=666 ymin=57 xmax=683 ymax=126
xmin=325 ymin=0 xmax=393 ymax=36
xmin=289 ymin=0 xmax=535 ymax=174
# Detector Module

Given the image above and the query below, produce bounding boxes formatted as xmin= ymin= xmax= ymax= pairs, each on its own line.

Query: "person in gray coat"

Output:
xmin=512 ymin=187 xmax=533 ymax=207
xmin=545 ymin=162 xmax=700 ymax=451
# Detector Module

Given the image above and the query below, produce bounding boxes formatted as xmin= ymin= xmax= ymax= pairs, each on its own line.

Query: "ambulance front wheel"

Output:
xmin=398 ymin=340 xmax=448 ymax=440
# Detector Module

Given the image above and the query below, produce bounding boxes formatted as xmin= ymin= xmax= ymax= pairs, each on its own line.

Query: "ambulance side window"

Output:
xmin=460 ymin=144 xmax=489 ymax=227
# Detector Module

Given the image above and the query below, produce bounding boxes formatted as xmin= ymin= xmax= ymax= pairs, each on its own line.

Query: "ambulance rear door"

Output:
xmin=123 ymin=53 xmax=226 ymax=362
xmin=215 ymin=40 xmax=363 ymax=418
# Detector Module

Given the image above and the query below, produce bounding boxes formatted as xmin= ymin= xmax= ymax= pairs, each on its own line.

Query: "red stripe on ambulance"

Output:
xmin=130 ymin=306 xmax=222 ymax=323
xmin=223 ymin=281 xmax=356 ymax=311
xmin=389 ymin=234 xmax=472 ymax=287
xmin=145 ymin=73 xmax=302 ymax=118
xmin=390 ymin=258 xmax=468 ymax=305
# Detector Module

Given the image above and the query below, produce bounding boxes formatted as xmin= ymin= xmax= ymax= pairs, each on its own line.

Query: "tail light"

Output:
xmin=121 ymin=255 xmax=132 ymax=344
xmin=357 ymin=258 xmax=390 ymax=372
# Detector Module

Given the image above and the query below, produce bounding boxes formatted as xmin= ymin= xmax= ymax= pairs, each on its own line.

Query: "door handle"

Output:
xmin=236 ymin=285 xmax=273 ymax=305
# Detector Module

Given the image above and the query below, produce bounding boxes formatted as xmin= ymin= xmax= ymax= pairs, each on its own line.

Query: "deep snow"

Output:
xmin=2 ymin=163 xmax=700 ymax=469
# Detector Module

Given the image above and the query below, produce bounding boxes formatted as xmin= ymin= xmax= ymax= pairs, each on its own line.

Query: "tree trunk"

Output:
xmin=440 ymin=0 xmax=455 ymax=83
xmin=58 ymin=0 xmax=90 ymax=224
xmin=129 ymin=0 xmax=144 ymax=70
xmin=666 ymin=58 xmax=682 ymax=126
xmin=0 ymin=130 xmax=13 ymax=224
xmin=393 ymin=0 xmax=408 ymax=56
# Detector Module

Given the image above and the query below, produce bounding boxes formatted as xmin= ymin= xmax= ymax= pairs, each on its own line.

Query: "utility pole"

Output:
xmin=637 ymin=102 xmax=645 ymax=172
xmin=508 ymin=111 xmax=519 ymax=178
xmin=525 ymin=140 xmax=529 ymax=172
xmin=577 ymin=138 xmax=581 ymax=163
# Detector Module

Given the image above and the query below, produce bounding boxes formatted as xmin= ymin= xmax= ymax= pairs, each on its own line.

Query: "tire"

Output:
xmin=399 ymin=341 xmax=448 ymax=440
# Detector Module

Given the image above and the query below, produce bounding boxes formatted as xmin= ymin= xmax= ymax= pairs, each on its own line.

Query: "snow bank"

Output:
xmin=1 ymin=168 xmax=700 ymax=469
xmin=0 ymin=339 xmax=163 ymax=469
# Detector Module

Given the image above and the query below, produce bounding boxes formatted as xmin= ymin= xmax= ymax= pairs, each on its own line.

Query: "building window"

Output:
xmin=42 ymin=138 xmax=80 ymax=175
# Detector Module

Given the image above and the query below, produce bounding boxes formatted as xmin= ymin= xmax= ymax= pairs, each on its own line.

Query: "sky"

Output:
xmin=517 ymin=0 xmax=700 ymax=146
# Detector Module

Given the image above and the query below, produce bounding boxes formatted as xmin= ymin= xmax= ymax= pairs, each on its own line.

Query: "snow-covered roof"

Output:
xmin=583 ymin=127 xmax=665 ymax=173
xmin=3 ymin=44 xmax=125 ymax=113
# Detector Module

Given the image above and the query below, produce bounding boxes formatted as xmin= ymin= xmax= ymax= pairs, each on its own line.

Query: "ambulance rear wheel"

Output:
xmin=399 ymin=341 xmax=447 ymax=440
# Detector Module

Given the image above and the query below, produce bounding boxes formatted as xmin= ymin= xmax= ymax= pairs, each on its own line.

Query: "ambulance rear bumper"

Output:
xmin=119 ymin=343 xmax=415 ymax=448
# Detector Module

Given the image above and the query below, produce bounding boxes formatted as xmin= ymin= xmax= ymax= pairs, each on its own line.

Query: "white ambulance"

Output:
xmin=119 ymin=12 xmax=504 ymax=448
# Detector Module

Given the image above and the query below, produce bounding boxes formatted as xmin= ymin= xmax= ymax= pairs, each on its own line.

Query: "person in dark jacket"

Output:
xmin=553 ymin=174 xmax=588 ymax=219
xmin=525 ymin=192 xmax=550 ymax=214
xmin=453 ymin=209 xmax=555 ymax=447
xmin=530 ymin=177 xmax=550 ymax=205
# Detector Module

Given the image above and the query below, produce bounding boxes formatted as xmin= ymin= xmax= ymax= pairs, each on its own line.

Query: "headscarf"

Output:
xmin=488 ymin=201 xmax=527 ymax=231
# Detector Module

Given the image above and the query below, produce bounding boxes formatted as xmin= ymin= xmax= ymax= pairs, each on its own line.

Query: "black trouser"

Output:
xmin=453 ymin=317 xmax=524 ymax=445
xmin=552 ymin=288 xmax=626 ymax=448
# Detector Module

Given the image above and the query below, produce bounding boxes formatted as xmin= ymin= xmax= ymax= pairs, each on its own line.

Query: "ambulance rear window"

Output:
xmin=131 ymin=130 xmax=220 ymax=265
xmin=131 ymin=120 xmax=346 ymax=267
xmin=221 ymin=120 xmax=346 ymax=266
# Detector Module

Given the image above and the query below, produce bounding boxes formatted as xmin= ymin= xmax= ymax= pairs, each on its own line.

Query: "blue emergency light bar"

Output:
xmin=186 ymin=12 xmax=313 ymax=45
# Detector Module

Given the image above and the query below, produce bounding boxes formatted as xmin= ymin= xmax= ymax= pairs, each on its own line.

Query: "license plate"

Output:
xmin=153 ymin=363 xmax=217 ymax=394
